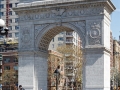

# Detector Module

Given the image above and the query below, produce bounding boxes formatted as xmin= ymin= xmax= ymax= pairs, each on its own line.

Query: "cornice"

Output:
xmin=14 ymin=2 xmax=105 ymax=23
xmin=13 ymin=1 xmax=107 ymax=13
xmin=107 ymin=0 xmax=116 ymax=12
xmin=104 ymin=0 xmax=116 ymax=14
xmin=84 ymin=46 xmax=111 ymax=54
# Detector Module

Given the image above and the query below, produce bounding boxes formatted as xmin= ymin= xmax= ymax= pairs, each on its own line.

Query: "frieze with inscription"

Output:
xmin=18 ymin=6 xmax=104 ymax=22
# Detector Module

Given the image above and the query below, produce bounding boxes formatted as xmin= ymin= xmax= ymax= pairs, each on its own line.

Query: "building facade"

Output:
xmin=113 ymin=40 xmax=120 ymax=72
xmin=0 ymin=0 xmax=19 ymax=40
xmin=0 ymin=51 xmax=18 ymax=90
xmin=0 ymin=41 xmax=18 ymax=90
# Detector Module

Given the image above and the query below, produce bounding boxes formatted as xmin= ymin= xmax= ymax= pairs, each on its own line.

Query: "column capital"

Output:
xmin=83 ymin=47 xmax=111 ymax=54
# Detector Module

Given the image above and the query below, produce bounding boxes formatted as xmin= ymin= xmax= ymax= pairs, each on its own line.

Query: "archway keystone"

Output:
xmin=13 ymin=0 xmax=115 ymax=90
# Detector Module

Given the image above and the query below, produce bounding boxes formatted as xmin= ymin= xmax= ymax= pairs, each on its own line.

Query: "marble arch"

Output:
xmin=13 ymin=0 xmax=115 ymax=90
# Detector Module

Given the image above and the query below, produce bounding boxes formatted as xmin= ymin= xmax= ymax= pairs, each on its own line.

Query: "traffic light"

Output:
xmin=0 ymin=54 xmax=2 ymax=61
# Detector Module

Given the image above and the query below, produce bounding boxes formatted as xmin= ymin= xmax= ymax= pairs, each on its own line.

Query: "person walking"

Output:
xmin=19 ymin=85 xmax=25 ymax=90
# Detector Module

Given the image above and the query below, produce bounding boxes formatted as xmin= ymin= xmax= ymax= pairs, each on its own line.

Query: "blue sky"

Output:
xmin=111 ymin=0 xmax=120 ymax=40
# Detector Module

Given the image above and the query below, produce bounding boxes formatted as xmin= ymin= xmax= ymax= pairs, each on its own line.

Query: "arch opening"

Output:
xmin=36 ymin=24 xmax=86 ymax=53
xmin=38 ymin=25 xmax=84 ymax=90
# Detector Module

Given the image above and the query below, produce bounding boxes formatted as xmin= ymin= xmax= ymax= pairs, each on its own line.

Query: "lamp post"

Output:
xmin=54 ymin=66 xmax=60 ymax=90
xmin=0 ymin=19 xmax=9 ymax=37
xmin=71 ymin=73 xmax=75 ymax=90
xmin=111 ymin=80 xmax=114 ymax=90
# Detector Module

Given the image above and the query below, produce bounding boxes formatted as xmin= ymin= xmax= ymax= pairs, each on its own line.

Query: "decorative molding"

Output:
xmin=34 ymin=51 xmax=48 ymax=58
xmin=70 ymin=21 xmax=86 ymax=36
xmin=87 ymin=21 xmax=102 ymax=45
xmin=18 ymin=5 xmax=104 ymax=22
xmin=18 ymin=0 xmax=103 ymax=6
xmin=20 ymin=26 xmax=32 ymax=49
xmin=19 ymin=50 xmax=48 ymax=58
xmin=34 ymin=24 xmax=49 ymax=39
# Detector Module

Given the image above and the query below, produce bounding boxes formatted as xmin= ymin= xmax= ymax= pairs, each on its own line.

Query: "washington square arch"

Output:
xmin=13 ymin=0 xmax=115 ymax=90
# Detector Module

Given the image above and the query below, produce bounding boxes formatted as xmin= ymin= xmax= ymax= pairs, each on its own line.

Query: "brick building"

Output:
xmin=0 ymin=51 xmax=18 ymax=90
xmin=0 ymin=42 xmax=18 ymax=90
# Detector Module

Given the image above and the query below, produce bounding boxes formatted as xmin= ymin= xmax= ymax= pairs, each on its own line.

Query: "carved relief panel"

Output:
xmin=20 ymin=25 xmax=33 ymax=49
xmin=87 ymin=20 xmax=102 ymax=45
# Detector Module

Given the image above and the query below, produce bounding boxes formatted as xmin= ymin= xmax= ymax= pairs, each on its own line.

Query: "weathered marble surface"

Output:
xmin=14 ymin=0 xmax=115 ymax=90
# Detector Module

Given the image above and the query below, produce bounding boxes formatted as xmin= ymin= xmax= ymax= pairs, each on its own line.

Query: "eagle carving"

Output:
xmin=51 ymin=8 xmax=65 ymax=16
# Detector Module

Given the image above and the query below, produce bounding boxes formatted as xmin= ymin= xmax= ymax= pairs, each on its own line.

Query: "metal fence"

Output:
xmin=2 ymin=85 xmax=18 ymax=90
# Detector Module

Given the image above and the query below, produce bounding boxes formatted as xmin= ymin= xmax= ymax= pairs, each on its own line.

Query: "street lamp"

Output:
xmin=111 ymin=80 xmax=114 ymax=90
xmin=0 ymin=19 xmax=9 ymax=37
xmin=54 ymin=66 xmax=60 ymax=90
xmin=71 ymin=73 xmax=75 ymax=90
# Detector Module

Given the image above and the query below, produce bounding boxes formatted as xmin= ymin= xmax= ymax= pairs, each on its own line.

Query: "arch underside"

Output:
xmin=39 ymin=26 xmax=73 ymax=52
xmin=37 ymin=24 xmax=86 ymax=52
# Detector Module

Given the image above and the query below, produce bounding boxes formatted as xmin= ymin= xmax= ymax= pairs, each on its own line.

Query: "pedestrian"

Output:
xmin=19 ymin=85 xmax=25 ymax=90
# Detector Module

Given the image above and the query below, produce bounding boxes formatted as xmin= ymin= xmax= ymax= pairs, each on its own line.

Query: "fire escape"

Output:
xmin=6 ymin=0 xmax=9 ymax=28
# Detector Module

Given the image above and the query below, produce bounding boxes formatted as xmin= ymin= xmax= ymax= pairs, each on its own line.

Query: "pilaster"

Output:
xmin=18 ymin=51 xmax=48 ymax=90
xmin=18 ymin=51 xmax=35 ymax=90
xmin=83 ymin=47 xmax=110 ymax=90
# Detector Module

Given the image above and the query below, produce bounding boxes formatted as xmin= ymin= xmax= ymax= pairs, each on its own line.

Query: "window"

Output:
xmin=60 ymin=32 xmax=64 ymax=34
xmin=15 ymin=32 xmax=19 ymax=37
xmin=58 ymin=43 xmax=62 ymax=46
xmin=52 ymin=44 xmax=54 ymax=48
xmin=9 ymin=11 xmax=12 ymax=15
xmin=13 ymin=66 xmax=18 ymax=70
xmin=4 ymin=58 xmax=10 ymax=63
xmin=8 ymin=33 xmax=12 ymax=37
xmin=0 ymin=12 xmax=4 ymax=16
xmin=8 ymin=26 xmax=12 ymax=30
xmin=9 ymin=19 xmax=12 ymax=23
xmin=58 ymin=37 xmax=64 ymax=41
xmin=15 ymin=3 xmax=18 ymax=7
xmin=15 ymin=26 xmax=19 ymax=30
xmin=14 ymin=58 xmax=18 ymax=62
xmin=52 ymin=38 xmax=54 ymax=42
xmin=4 ymin=66 xmax=10 ymax=70
xmin=0 ymin=35 xmax=3 ymax=39
xmin=15 ymin=18 xmax=18 ymax=23
xmin=9 ymin=3 xmax=12 ymax=8
xmin=0 ymin=4 xmax=4 ymax=8
xmin=59 ymin=32 xmax=64 ymax=35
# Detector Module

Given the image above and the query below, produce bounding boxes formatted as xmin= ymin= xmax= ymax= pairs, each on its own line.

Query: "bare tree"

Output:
xmin=1 ymin=69 xmax=18 ymax=90
xmin=57 ymin=44 xmax=83 ymax=89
